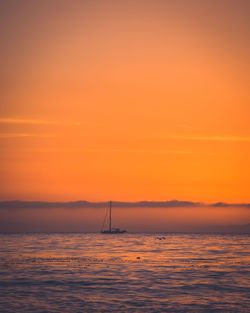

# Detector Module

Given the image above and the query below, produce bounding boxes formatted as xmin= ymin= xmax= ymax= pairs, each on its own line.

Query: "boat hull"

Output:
xmin=101 ymin=229 xmax=127 ymax=234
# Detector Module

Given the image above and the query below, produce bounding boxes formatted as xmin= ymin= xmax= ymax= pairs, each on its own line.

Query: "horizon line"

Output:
xmin=0 ymin=199 xmax=249 ymax=209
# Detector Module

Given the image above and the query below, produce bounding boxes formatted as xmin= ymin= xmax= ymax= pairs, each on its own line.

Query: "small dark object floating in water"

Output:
xmin=156 ymin=236 xmax=166 ymax=240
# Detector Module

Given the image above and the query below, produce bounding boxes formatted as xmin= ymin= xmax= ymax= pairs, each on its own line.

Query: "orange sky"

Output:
xmin=0 ymin=0 xmax=250 ymax=202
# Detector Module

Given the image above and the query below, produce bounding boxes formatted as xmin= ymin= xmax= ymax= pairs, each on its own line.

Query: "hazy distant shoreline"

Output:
xmin=1 ymin=200 xmax=249 ymax=233
xmin=0 ymin=200 xmax=250 ymax=209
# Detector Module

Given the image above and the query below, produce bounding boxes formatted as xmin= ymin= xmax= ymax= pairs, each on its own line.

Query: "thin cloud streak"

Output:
xmin=52 ymin=147 xmax=212 ymax=157
xmin=23 ymin=147 xmax=203 ymax=155
xmin=0 ymin=133 xmax=56 ymax=138
xmin=0 ymin=117 xmax=89 ymax=126
xmin=169 ymin=135 xmax=250 ymax=142
xmin=0 ymin=118 xmax=64 ymax=125
xmin=63 ymin=148 xmax=193 ymax=155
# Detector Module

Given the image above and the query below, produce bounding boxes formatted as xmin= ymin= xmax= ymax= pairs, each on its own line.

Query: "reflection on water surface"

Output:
xmin=0 ymin=233 xmax=249 ymax=312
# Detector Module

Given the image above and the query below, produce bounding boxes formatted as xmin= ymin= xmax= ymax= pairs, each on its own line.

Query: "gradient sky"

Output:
xmin=0 ymin=0 xmax=250 ymax=202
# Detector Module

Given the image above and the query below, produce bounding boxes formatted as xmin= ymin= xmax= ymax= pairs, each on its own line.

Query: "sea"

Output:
xmin=0 ymin=233 xmax=249 ymax=313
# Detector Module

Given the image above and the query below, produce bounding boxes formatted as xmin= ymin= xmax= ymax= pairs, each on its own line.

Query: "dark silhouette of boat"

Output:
xmin=101 ymin=201 xmax=127 ymax=234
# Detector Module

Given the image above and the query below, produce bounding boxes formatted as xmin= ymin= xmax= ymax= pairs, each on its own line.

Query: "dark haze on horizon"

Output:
xmin=0 ymin=200 xmax=249 ymax=233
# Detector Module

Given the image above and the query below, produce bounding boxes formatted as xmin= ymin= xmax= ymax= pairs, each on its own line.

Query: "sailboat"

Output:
xmin=101 ymin=201 xmax=127 ymax=234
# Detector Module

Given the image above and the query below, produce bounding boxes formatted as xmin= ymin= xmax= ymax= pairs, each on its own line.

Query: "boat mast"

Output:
xmin=109 ymin=200 xmax=112 ymax=232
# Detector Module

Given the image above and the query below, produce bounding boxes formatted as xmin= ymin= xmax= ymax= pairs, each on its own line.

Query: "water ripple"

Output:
xmin=0 ymin=233 xmax=249 ymax=312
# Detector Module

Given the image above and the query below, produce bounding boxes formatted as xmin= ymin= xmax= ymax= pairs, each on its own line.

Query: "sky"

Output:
xmin=0 ymin=0 xmax=250 ymax=203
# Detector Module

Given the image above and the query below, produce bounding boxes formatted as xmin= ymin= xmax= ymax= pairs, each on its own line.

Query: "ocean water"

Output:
xmin=0 ymin=233 xmax=249 ymax=313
